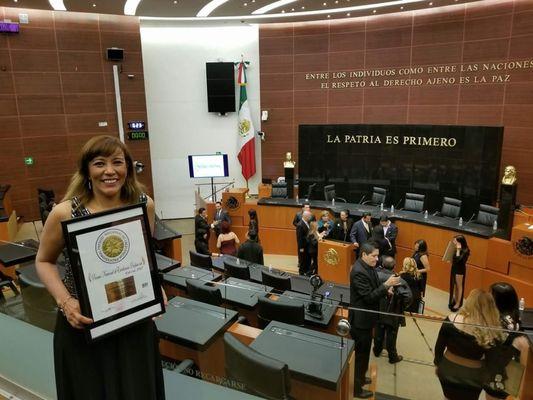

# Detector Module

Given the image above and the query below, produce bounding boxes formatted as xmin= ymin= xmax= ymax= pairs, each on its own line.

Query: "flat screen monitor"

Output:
xmin=188 ymin=154 xmax=229 ymax=178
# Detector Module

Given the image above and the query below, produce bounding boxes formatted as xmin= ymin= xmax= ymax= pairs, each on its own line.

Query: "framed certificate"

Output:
xmin=62 ymin=203 xmax=165 ymax=341
xmin=442 ymin=240 xmax=455 ymax=262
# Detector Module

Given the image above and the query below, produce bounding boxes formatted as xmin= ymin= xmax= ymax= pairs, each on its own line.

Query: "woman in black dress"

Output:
xmin=35 ymin=136 xmax=166 ymax=400
xmin=449 ymin=235 xmax=470 ymax=311
xmin=412 ymin=239 xmax=431 ymax=296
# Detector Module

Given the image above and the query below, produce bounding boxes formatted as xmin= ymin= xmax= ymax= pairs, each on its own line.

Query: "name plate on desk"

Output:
xmin=62 ymin=203 xmax=164 ymax=342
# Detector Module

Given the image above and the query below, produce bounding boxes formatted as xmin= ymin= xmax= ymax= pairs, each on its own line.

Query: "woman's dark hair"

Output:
xmin=490 ymin=282 xmax=520 ymax=323
xmin=198 ymin=207 xmax=206 ymax=215
xmin=372 ymin=225 xmax=385 ymax=240
xmin=454 ymin=235 xmax=469 ymax=250
xmin=414 ymin=239 xmax=428 ymax=254
xmin=248 ymin=209 xmax=257 ymax=221
xmin=220 ymin=220 xmax=231 ymax=234
xmin=247 ymin=231 xmax=258 ymax=242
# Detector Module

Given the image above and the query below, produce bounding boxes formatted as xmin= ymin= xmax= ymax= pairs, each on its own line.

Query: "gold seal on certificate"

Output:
xmin=62 ymin=203 xmax=164 ymax=342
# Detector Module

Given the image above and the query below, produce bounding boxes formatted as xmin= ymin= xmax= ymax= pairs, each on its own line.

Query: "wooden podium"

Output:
xmin=318 ymin=240 xmax=355 ymax=285
xmin=221 ymin=188 xmax=249 ymax=226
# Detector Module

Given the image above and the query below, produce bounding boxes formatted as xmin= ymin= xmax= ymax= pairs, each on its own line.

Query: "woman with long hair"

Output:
xmin=216 ymin=220 xmax=240 ymax=256
xmin=449 ymin=235 xmax=470 ymax=311
xmin=35 ymin=135 xmax=166 ymax=400
xmin=317 ymin=210 xmax=334 ymax=238
xmin=248 ymin=208 xmax=259 ymax=238
xmin=305 ymin=220 xmax=325 ymax=275
xmin=484 ymin=283 xmax=530 ymax=399
xmin=412 ymin=239 xmax=430 ymax=296
xmin=434 ymin=289 xmax=505 ymax=400
xmin=400 ymin=257 xmax=423 ymax=313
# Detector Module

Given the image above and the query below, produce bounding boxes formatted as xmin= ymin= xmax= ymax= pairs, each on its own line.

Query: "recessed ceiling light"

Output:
xmin=301 ymin=6 xmax=305 ymax=9
xmin=173 ymin=0 xmax=177 ymax=3
xmin=49 ymin=0 xmax=67 ymax=11
xmin=429 ymin=2 xmax=433 ymax=5
xmin=92 ymin=3 xmax=96 ymax=7
xmin=335 ymin=0 xmax=339 ymax=3
xmin=327 ymin=14 xmax=331 ymax=18
xmin=291 ymin=8 xmax=295 ymax=11
xmin=244 ymin=2 xmax=248 ymax=5
xmin=346 ymin=12 xmax=350 ymax=16
xmin=373 ymin=9 xmax=376 ymax=13
xmin=281 ymin=9 xmax=285 ymax=13
xmin=323 ymin=2 xmax=327 ymax=5
xmin=13 ymin=0 xmax=18 ymax=3
xmin=400 ymin=6 xmax=404 ymax=9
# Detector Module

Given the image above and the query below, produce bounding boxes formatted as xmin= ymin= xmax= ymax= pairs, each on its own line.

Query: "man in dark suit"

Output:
xmin=213 ymin=201 xmax=231 ymax=236
xmin=380 ymin=214 xmax=398 ymax=257
xmin=350 ymin=212 xmax=373 ymax=257
xmin=331 ymin=209 xmax=354 ymax=242
xmin=194 ymin=207 xmax=211 ymax=255
xmin=292 ymin=202 xmax=315 ymax=227
xmin=350 ymin=242 xmax=400 ymax=398
xmin=237 ymin=231 xmax=264 ymax=265
xmin=296 ymin=211 xmax=312 ymax=275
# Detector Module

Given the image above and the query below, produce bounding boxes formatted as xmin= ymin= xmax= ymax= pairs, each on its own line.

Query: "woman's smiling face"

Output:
xmin=88 ymin=149 xmax=127 ymax=198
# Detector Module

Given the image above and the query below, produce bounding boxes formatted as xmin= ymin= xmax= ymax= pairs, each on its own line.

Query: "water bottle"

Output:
xmin=459 ymin=217 xmax=463 ymax=227
xmin=519 ymin=298 xmax=525 ymax=319
xmin=380 ymin=203 xmax=384 ymax=211
xmin=391 ymin=205 xmax=394 ymax=213
xmin=268 ymin=265 xmax=273 ymax=273
xmin=492 ymin=220 xmax=498 ymax=231
xmin=424 ymin=210 xmax=428 ymax=219
xmin=332 ymin=198 xmax=335 ymax=206
xmin=236 ymin=258 xmax=240 ymax=265
xmin=296 ymin=194 xmax=299 ymax=202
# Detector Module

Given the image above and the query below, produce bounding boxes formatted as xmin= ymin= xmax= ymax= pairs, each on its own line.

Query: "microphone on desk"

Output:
xmin=394 ymin=198 xmax=403 ymax=211
xmin=464 ymin=213 xmax=476 ymax=225
xmin=358 ymin=195 xmax=366 ymax=204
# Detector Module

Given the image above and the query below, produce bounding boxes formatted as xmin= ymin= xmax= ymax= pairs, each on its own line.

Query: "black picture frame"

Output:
xmin=62 ymin=203 xmax=164 ymax=342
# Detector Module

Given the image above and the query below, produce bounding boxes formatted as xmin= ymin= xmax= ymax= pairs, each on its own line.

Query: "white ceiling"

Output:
xmin=0 ymin=0 xmax=485 ymax=21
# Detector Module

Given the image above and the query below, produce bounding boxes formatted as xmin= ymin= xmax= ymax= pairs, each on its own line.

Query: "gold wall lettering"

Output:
xmin=305 ymin=59 xmax=533 ymax=89
xmin=326 ymin=134 xmax=457 ymax=147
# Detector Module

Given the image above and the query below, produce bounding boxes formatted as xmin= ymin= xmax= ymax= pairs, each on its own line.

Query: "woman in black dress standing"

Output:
xmin=35 ymin=136 xmax=166 ymax=400
xmin=412 ymin=239 xmax=430 ymax=296
xmin=449 ymin=235 xmax=470 ymax=311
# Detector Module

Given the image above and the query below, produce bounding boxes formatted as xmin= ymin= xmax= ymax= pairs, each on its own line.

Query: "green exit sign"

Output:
xmin=24 ymin=157 xmax=34 ymax=165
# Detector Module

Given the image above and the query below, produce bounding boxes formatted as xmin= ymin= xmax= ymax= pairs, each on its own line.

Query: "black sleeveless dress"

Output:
xmin=54 ymin=197 xmax=165 ymax=400
xmin=412 ymin=252 xmax=427 ymax=296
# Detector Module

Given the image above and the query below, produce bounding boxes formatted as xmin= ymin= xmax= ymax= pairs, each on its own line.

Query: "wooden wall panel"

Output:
xmin=0 ymin=7 xmax=152 ymax=221
xmin=259 ymin=0 xmax=533 ymax=206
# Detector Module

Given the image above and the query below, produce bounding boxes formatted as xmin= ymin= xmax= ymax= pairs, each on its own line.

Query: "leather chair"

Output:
xmin=476 ymin=204 xmax=499 ymax=227
xmin=189 ymin=250 xmax=213 ymax=271
xmin=261 ymin=270 xmax=291 ymax=292
xmin=186 ymin=279 xmax=222 ymax=306
xmin=439 ymin=197 xmax=462 ymax=219
xmin=224 ymin=333 xmax=292 ymax=400
xmin=37 ymin=188 xmax=55 ymax=225
xmin=304 ymin=183 xmax=317 ymax=200
xmin=224 ymin=260 xmax=251 ymax=280
xmin=271 ymin=182 xmax=288 ymax=199
xmin=257 ymin=296 xmax=305 ymax=329
xmin=323 ymin=184 xmax=347 ymax=203
xmin=404 ymin=193 xmax=425 ymax=212
xmin=363 ymin=186 xmax=387 ymax=206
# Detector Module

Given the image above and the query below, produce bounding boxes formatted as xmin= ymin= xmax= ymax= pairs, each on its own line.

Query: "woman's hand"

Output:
xmin=62 ymin=297 xmax=93 ymax=329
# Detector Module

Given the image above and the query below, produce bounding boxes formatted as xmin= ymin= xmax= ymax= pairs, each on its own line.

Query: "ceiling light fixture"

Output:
xmin=124 ymin=0 xmax=142 ymax=15
xmin=144 ymin=0 xmax=432 ymax=21
xmin=252 ymin=0 xmax=297 ymax=15
xmin=48 ymin=0 xmax=67 ymax=11
xmin=197 ymin=0 xmax=230 ymax=17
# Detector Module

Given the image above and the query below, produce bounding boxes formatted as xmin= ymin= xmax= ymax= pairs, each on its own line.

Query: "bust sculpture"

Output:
xmin=501 ymin=165 xmax=517 ymax=186
xmin=283 ymin=152 xmax=296 ymax=168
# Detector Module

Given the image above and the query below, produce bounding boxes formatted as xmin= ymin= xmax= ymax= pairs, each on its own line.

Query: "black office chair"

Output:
xmin=304 ymin=183 xmax=317 ymax=200
xmin=186 ymin=279 xmax=222 ymax=306
xmin=323 ymin=184 xmax=347 ymax=203
xmin=189 ymin=250 xmax=213 ymax=271
xmin=403 ymin=192 xmax=425 ymax=212
xmin=257 ymin=296 xmax=305 ymax=329
xmin=37 ymin=188 xmax=55 ymax=225
xmin=224 ymin=260 xmax=251 ymax=280
xmin=363 ymin=186 xmax=387 ymax=206
xmin=224 ymin=333 xmax=292 ymax=400
xmin=271 ymin=182 xmax=288 ymax=199
xmin=476 ymin=204 xmax=499 ymax=227
xmin=261 ymin=270 xmax=291 ymax=292
xmin=438 ymin=197 xmax=462 ymax=219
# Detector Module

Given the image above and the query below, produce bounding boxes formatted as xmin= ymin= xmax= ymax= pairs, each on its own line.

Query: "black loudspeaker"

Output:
xmin=206 ymin=62 xmax=236 ymax=114
xmin=106 ymin=47 xmax=124 ymax=61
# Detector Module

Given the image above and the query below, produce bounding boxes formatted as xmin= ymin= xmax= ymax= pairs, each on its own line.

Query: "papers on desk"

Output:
xmin=442 ymin=240 xmax=455 ymax=262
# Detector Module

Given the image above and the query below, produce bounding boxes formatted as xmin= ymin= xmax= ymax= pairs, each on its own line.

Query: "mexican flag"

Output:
xmin=237 ymin=61 xmax=256 ymax=181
